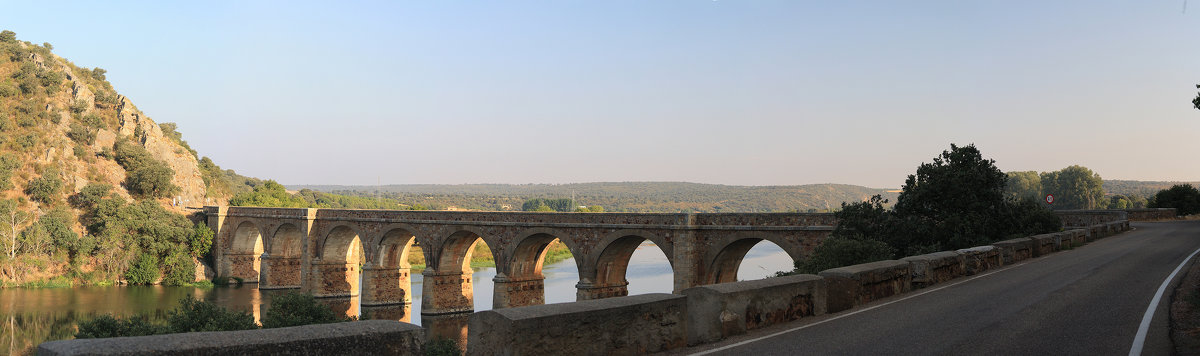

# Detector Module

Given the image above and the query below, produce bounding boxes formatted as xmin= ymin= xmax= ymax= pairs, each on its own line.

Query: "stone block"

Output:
xmin=682 ymin=274 xmax=825 ymax=345
xmin=901 ymin=251 xmax=966 ymax=288
xmin=992 ymin=237 xmax=1034 ymax=264
xmin=956 ymin=246 xmax=1001 ymax=275
xmin=1031 ymin=234 xmax=1057 ymax=257
xmin=818 ymin=260 xmax=911 ymax=313
xmin=37 ymin=320 xmax=423 ymax=356
xmin=467 ymin=293 xmax=687 ymax=355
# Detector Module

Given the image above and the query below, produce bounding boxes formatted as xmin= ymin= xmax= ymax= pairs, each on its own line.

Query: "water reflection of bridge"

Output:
xmin=205 ymin=206 xmax=835 ymax=324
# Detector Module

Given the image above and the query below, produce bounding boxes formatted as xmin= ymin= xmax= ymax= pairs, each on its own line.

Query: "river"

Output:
xmin=0 ymin=242 xmax=793 ymax=354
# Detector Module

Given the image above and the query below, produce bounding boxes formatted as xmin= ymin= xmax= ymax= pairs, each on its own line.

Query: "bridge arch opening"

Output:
xmin=362 ymin=228 xmax=417 ymax=316
xmin=585 ymin=235 xmax=672 ymax=300
xmin=229 ymin=221 xmax=264 ymax=282
xmin=709 ymin=238 xmax=795 ymax=284
xmin=499 ymin=233 xmax=577 ymax=307
xmin=263 ymin=223 xmax=303 ymax=288
xmin=314 ymin=225 xmax=365 ymax=306
xmin=424 ymin=230 xmax=496 ymax=315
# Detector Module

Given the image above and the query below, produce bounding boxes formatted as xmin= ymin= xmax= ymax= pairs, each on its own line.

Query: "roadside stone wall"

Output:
xmin=1054 ymin=210 xmax=1128 ymax=228
xmin=37 ymin=320 xmax=423 ymax=356
xmin=901 ymin=251 xmax=966 ymax=288
xmin=682 ymin=274 xmax=826 ymax=345
xmin=992 ymin=237 xmax=1035 ymax=264
xmin=819 ymin=260 xmax=912 ymax=313
xmin=467 ymin=293 xmax=687 ymax=355
xmin=1125 ymin=208 xmax=1176 ymax=221
xmin=957 ymin=246 xmax=1001 ymax=275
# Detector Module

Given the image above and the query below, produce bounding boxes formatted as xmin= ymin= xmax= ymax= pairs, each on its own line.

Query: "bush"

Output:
xmin=124 ymin=253 xmax=159 ymax=285
xmin=25 ymin=169 xmax=63 ymax=204
xmin=161 ymin=251 xmax=194 ymax=286
xmin=75 ymin=315 xmax=168 ymax=339
xmin=190 ymin=223 xmax=214 ymax=259
xmin=782 ymin=237 xmax=895 ymax=275
xmin=126 ymin=162 xmax=179 ymax=198
xmin=261 ymin=292 xmax=345 ymax=329
xmin=167 ymin=295 xmax=257 ymax=333
xmin=67 ymin=122 xmax=96 ymax=145
xmin=1150 ymin=184 xmax=1200 ymax=216
xmin=424 ymin=338 xmax=463 ymax=356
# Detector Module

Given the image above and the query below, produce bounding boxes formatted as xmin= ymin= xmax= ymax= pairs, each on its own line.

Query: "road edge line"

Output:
xmin=1128 ymin=245 xmax=1200 ymax=356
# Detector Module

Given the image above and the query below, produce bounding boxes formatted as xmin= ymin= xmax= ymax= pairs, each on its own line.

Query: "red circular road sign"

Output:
xmin=1045 ymin=194 xmax=1055 ymax=205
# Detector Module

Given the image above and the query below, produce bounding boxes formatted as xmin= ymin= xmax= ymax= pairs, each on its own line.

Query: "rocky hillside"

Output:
xmin=0 ymin=33 xmax=227 ymax=214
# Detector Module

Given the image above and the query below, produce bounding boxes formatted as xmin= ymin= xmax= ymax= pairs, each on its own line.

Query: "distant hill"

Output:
xmin=1104 ymin=180 xmax=1200 ymax=198
xmin=287 ymin=182 xmax=899 ymax=213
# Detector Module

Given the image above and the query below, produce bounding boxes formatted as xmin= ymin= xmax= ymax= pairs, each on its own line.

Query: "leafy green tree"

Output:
xmin=1005 ymin=171 xmax=1042 ymax=201
xmin=0 ymin=30 xmax=15 ymax=43
xmin=0 ymin=153 xmax=20 ymax=191
xmin=228 ymin=180 xmax=308 ymax=208
xmin=161 ymin=251 xmax=195 ymax=286
xmin=261 ymin=292 xmax=346 ymax=328
xmin=18 ymin=220 xmax=50 ymax=255
xmin=892 ymin=144 xmax=1010 ymax=253
xmin=126 ymin=162 xmax=179 ymax=198
xmin=125 ymin=252 xmax=160 ymax=285
xmin=190 ymin=223 xmax=214 ymax=259
xmin=41 ymin=207 xmax=79 ymax=254
xmin=1193 ymin=84 xmax=1199 ymax=111
xmin=1039 ymin=165 xmax=1104 ymax=209
xmin=25 ymin=168 xmax=63 ymax=204
xmin=1149 ymin=184 xmax=1200 ymax=216
xmin=783 ymin=237 xmax=895 ymax=275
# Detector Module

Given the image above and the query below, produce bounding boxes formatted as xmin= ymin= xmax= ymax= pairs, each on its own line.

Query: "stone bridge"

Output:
xmin=203 ymin=206 xmax=835 ymax=315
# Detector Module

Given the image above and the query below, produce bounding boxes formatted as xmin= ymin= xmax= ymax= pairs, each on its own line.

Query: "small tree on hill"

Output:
xmin=1149 ymin=184 xmax=1200 ymax=216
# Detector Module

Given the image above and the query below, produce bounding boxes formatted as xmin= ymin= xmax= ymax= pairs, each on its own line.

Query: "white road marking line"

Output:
xmin=688 ymin=261 xmax=1031 ymax=356
xmin=1128 ymin=245 xmax=1200 ymax=356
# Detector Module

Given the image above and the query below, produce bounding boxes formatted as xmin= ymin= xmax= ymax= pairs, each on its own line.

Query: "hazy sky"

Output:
xmin=3 ymin=1 xmax=1198 ymax=188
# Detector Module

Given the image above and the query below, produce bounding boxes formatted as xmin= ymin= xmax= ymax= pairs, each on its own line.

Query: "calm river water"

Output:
xmin=0 ymin=242 xmax=793 ymax=354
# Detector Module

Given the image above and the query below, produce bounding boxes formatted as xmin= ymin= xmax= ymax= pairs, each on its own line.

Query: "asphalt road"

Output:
xmin=686 ymin=221 xmax=1200 ymax=356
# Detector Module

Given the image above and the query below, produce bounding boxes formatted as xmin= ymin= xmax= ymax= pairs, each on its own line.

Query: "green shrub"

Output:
xmin=126 ymin=162 xmax=179 ymax=198
xmin=75 ymin=315 xmax=168 ymax=339
xmin=67 ymin=122 xmax=96 ymax=145
xmin=261 ymin=292 xmax=345 ymax=329
xmin=190 ymin=223 xmax=214 ymax=259
xmin=782 ymin=237 xmax=895 ymax=275
xmin=1150 ymin=184 xmax=1200 ymax=216
xmin=124 ymin=253 xmax=159 ymax=285
xmin=25 ymin=169 xmax=63 ymax=204
xmin=0 ymin=81 xmax=17 ymax=97
xmin=161 ymin=251 xmax=194 ymax=286
xmin=167 ymin=295 xmax=257 ymax=333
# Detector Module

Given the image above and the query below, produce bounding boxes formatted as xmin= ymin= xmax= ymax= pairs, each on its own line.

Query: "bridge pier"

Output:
xmin=226 ymin=253 xmax=261 ymax=283
xmin=575 ymin=281 xmax=629 ymax=301
xmin=361 ymin=264 xmax=411 ymax=306
xmin=260 ymin=254 xmax=302 ymax=289
xmin=421 ymin=269 xmax=474 ymax=315
xmin=309 ymin=259 xmax=360 ymax=298
xmin=493 ymin=275 xmax=545 ymax=308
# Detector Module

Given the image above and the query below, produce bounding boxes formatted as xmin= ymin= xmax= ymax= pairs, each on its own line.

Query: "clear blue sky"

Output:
xmin=3 ymin=1 xmax=1198 ymax=188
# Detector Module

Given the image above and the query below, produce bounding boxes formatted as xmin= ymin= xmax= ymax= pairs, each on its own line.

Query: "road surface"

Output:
xmin=682 ymin=221 xmax=1200 ymax=356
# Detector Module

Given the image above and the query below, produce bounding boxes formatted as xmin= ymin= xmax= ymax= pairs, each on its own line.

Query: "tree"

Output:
xmin=126 ymin=162 xmax=179 ymax=198
xmin=125 ymin=253 xmax=159 ymax=285
xmin=892 ymin=144 xmax=1011 ymax=253
xmin=25 ymin=169 xmax=64 ymax=204
xmin=1005 ymin=171 xmax=1042 ymax=201
xmin=261 ymin=292 xmax=345 ymax=328
xmin=1040 ymin=165 xmax=1104 ymax=210
xmin=1193 ymin=84 xmax=1199 ymax=111
xmin=228 ymin=180 xmax=308 ymax=208
xmin=0 ymin=199 xmax=29 ymax=261
xmin=0 ymin=30 xmax=15 ymax=43
xmin=1149 ymin=184 xmax=1200 ymax=216
xmin=189 ymin=223 xmax=213 ymax=259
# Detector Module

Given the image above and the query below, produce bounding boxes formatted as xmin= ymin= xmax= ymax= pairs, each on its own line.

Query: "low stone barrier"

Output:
xmin=37 ymin=320 xmax=424 ymax=356
xmin=466 ymin=293 xmax=686 ymax=355
xmin=1055 ymin=210 xmax=1129 ymax=228
xmin=901 ymin=251 xmax=966 ymax=288
xmin=957 ymin=246 xmax=1001 ymax=275
xmin=1031 ymin=234 xmax=1058 ymax=257
xmin=992 ymin=237 xmax=1034 ymax=264
xmin=819 ymin=260 xmax=911 ymax=313
xmin=1125 ymin=208 xmax=1176 ymax=221
xmin=682 ymin=274 xmax=826 ymax=345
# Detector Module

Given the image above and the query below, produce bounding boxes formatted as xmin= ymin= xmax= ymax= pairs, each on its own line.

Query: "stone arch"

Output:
xmin=362 ymin=226 xmax=418 ymax=306
xmin=322 ymin=225 xmax=365 ymax=264
xmin=376 ymin=227 xmax=418 ymax=269
xmin=310 ymin=225 xmax=365 ymax=298
xmin=504 ymin=228 xmax=580 ymax=279
xmin=314 ymin=223 xmax=367 ymax=261
xmin=422 ymin=228 xmax=497 ymax=315
xmin=435 ymin=229 xmax=494 ymax=273
xmin=262 ymin=223 xmax=305 ymax=289
xmin=226 ymin=220 xmax=265 ymax=283
xmin=231 ymin=220 xmax=264 ymax=254
xmin=706 ymin=233 xmax=804 ymax=284
xmin=579 ymin=230 xmax=671 ymax=300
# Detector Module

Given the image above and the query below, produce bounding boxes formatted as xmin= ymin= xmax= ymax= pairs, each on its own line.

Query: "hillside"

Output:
xmin=0 ymin=30 xmax=255 ymax=286
xmin=1103 ymin=180 xmax=1200 ymax=199
xmin=289 ymin=182 xmax=900 ymax=212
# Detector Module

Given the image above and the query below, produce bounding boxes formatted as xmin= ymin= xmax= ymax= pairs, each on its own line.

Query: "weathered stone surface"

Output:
xmin=1031 ymin=234 xmax=1058 ymax=257
xmin=1126 ymin=208 xmax=1175 ymax=221
xmin=956 ymin=246 xmax=1001 ymax=276
xmin=467 ymin=293 xmax=686 ymax=355
xmin=1054 ymin=210 xmax=1129 ymax=228
xmin=901 ymin=251 xmax=966 ymax=288
xmin=682 ymin=274 xmax=825 ymax=345
xmin=363 ymin=266 xmax=411 ymax=306
xmin=37 ymin=320 xmax=423 ymax=356
xmin=819 ymin=260 xmax=911 ymax=313
xmin=992 ymin=237 xmax=1034 ymax=264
